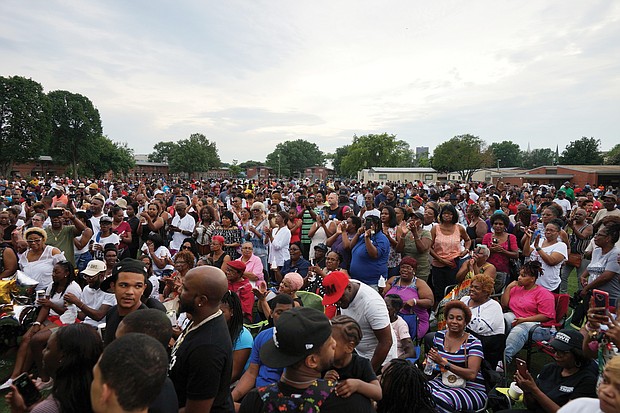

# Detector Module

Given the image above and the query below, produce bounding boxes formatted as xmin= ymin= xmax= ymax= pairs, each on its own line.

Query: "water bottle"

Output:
xmin=424 ymin=356 xmax=437 ymax=375
xmin=550 ymin=325 xmax=557 ymax=337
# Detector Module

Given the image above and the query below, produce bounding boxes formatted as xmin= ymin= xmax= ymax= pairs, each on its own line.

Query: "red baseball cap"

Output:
xmin=321 ymin=271 xmax=350 ymax=305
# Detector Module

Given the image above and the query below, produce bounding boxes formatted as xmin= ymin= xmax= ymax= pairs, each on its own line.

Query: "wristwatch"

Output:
xmin=535 ymin=247 xmax=542 ymax=251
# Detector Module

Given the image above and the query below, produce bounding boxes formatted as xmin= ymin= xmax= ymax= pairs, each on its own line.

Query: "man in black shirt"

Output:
xmin=168 ymin=266 xmax=233 ymax=413
xmin=239 ymin=307 xmax=374 ymax=413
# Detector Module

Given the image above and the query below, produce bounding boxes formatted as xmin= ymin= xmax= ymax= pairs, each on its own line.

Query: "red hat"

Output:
xmin=227 ymin=260 xmax=246 ymax=272
xmin=321 ymin=271 xmax=350 ymax=305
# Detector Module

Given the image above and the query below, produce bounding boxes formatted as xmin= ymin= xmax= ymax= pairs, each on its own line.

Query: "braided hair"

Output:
xmin=221 ymin=291 xmax=244 ymax=345
xmin=521 ymin=259 xmax=544 ymax=279
xmin=377 ymin=358 xmax=435 ymax=413
xmin=330 ymin=315 xmax=362 ymax=346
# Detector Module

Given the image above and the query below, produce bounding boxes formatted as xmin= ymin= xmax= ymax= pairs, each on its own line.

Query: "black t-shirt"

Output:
xmin=168 ymin=313 xmax=233 ymax=412
xmin=148 ymin=377 xmax=178 ymax=413
xmin=329 ymin=353 xmax=376 ymax=383
xmin=531 ymin=361 xmax=598 ymax=412
xmin=104 ymin=304 xmax=148 ymax=346
xmin=239 ymin=380 xmax=374 ymax=413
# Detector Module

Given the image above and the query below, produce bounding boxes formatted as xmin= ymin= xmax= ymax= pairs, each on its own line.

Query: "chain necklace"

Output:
xmin=48 ymin=227 xmax=63 ymax=243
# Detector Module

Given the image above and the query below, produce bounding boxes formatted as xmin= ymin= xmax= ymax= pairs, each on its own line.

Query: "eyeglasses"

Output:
xmin=26 ymin=238 xmax=43 ymax=243
xmin=181 ymin=246 xmax=192 ymax=250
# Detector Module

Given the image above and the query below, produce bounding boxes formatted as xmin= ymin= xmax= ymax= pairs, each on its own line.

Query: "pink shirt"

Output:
xmin=237 ymin=254 xmax=264 ymax=285
xmin=508 ymin=285 xmax=555 ymax=320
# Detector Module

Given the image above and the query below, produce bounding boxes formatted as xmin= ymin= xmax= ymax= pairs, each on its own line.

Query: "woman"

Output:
xmin=429 ymin=205 xmax=471 ymax=307
xmin=139 ymin=254 xmax=160 ymax=302
xmin=377 ymin=358 xmax=436 ymax=413
xmin=460 ymin=274 xmax=505 ymax=368
xmin=220 ymin=291 xmax=253 ymax=383
xmin=501 ymin=261 xmax=556 ymax=366
xmin=193 ymin=205 xmax=217 ymax=256
xmin=538 ymin=204 xmax=570 ymax=246
xmin=125 ymin=202 xmax=141 ymax=259
xmin=308 ymin=208 xmax=335 ymax=260
xmin=5 ymin=324 xmax=103 ymax=413
xmin=306 ymin=250 xmax=348 ymax=296
xmin=426 ymin=300 xmax=487 ymax=413
xmin=247 ymin=202 xmax=269 ymax=272
xmin=238 ymin=207 xmax=252 ymax=240
xmin=578 ymin=222 xmax=620 ymax=306
xmin=162 ymin=250 xmax=195 ymax=302
xmin=138 ymin=202 xmax=166 ymax=246
xmin=110 ymin=206 xmax=132 ymax=260
xmin=522 ymin=218 xmax=568 ymax=293
xmin=143 ymin=232 xmax=173 ymax=279
xmin=423 ymin=204 xmax=439 ymax=231
xmin=435 ymin=245 xmax=496 ymax=330
xmin=287 ymin=205 xmax=302 ymax=245
xmin=502 ymin=329 xmax=597 ymax=413
xmin=178 ymin=237 xmax=200 ymax=264
xmin=399 ymin=212 xmax=432 ymax=282
xmin=73 ymin=211 xmax=94 ymax=272
xmin=384 ymin=256 xmax=434 ymax=339
xmin=18 ymin=227 xmax=65 ymax=291
xmin=482 ymin=212 xmax=519 ymax=289
xmin=214 ymin=210 xmax=242 ymax=260
xmin=275 ymin=242 xmax=310 ymax=283
xmin=103 ymin=244 xmax=119 ymax=277
xmin=466 ymin=204 xmax=487 ymax=249
xmin=224 ymin=260 xmax=254 ymax=322
xmin=266 ymin=211 xmax=291 ymax=272
xmin=4 ymin=261 xmax=82 ymax=387
xmin=90 ymin=216 xmax=119 ymax=262
xmin=238 ymin=242 xmax=264 ymax=287
xmin=381 ymin=206 xmax=402 ymax=277
xmin=327 ymin=216 xmax=361 ymax=271
xmin=203 ymin=235 xmax=231 ymax=271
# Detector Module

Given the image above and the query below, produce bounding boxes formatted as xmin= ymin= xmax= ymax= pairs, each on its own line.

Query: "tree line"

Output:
xmin=0 ymin=76 xmax=135 ymax=178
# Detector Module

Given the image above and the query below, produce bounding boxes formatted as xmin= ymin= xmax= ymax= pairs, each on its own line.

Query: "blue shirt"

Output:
xmin=349 ymin=232 xmax=390 ymax=285
xmin=281 ymin=258 xmax=310 ymax=278
xmin=234 ymin=327 xmax=254 ymax=374
xmin=249 ymin=327 xmax=283 ymax=387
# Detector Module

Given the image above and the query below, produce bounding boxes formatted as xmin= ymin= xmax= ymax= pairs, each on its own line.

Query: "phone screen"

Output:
xmin=13 ymin=373 xmax=41 ymax=406
xmin=516 ymin=358 xmax=527 ymax=377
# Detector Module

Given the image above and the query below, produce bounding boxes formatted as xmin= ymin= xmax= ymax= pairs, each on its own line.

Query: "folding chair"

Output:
xmin=398 ymin=312 xmax=422 ymax=363
xmin=525 ymin=293 xmax=570 ymax=365
xmin=296 ymin=290 xmax=324 ymax=312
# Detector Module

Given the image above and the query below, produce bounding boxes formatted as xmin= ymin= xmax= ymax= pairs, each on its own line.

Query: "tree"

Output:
xmin=148 ymin=141 xmax=176 ymax=163
xmin=229 ymin=159 xmax=242 ymax=177
xmin=48 ymin=90 xmax=103 ymax=180
xmin=431 ymin=134 xmax=493 ymax=181
xmin=339 ymin=133 xmax=414 ymax=177
xmin=265 ymin=139 xmax=324 ymax=177
xmin=83 ymin=136 xmax=135 ymax=177
xmin=605 ymin=144 xmax=620 ymax=165
xmin=168 ymin=133 xmax=220 ymax=177
xmin=522 ymin=148 xmax=556 ymax=169
xmin=329 ymin=145 xmax=351 ymax=176
xmin=489 ymin=141 xmax=522 ymax=167
xmin=0 ymin=76 xmax=51 ymax=177
xmin=559 ymin=137 xmax=603 ymax=164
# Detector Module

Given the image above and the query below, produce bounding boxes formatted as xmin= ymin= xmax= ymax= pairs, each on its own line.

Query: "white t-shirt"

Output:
xmin=141 ymin=245 xmax=174 ymax=277
xmin=557 ymin=398 xmax=602 ymax=413
xmin=553 ymin=198 xmax=572 ymax=216
xmin=81 ymin=286 xmax=116 ymax=326
xmin=531 ymin=241 xmax=567 ymax=291
xmin=461 ymin=296 xmax=505 ymax=336
xmin=45 ymin=281 xmax=82 ymax=316
xmin=586 ymin=246 xmax=620 ymax=298
xmin=170 ymin=213 xmax=196 ymax=251
xmin=391 ymin=316 xmax=411 ymax=359
xmin=342 ymin=281 xmax=391 ymax=361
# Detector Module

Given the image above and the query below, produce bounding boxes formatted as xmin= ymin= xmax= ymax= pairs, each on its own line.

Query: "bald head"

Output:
xmin=186 ymin=266 xmax=228 ymax=306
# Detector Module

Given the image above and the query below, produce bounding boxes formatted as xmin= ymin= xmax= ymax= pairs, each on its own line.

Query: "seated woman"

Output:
xmin=426 ymin=300 xmax=487 ymax=413
xmin=161 ymin=249 xmax=195 ymax=302
xmin=220 ymin=291 xmax=253 ymax=383
xmin=273 ymin=242 xmax=310 ymax=284
xmin=383 ymin=256 xmax=434 ymax=339
xmin=377 ymin=358 xmax=436 ymax=413
xmin=461 ymin=274 xmax=505 ymax=368
xmin=305 ymin=250 xmax=348 ymax=296
xmin=501 ymin=261 xmax=556 ymax=367
xmin=435 ymin=245 xmax=496 ymax=330
xmin=224 ymin=260 xmax=254 ymax=322
xmin=200 ymin=235 xmax=231 ymax=271
xmin=482 ymin=212 xmax=519 ymax=290
xmin=256 ymin=272 xmax=304 ymax=319
xmin=500 ymin=329 xmax=597 ymax=413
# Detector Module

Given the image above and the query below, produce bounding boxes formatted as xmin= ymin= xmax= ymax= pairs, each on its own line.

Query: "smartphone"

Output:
xmin=593 ymin=289 xmax=610 ymax=314
xmin=364 ymin=220 xmax=373 ymax=230
xmin=492 ymin=237 xmax=498 ymax=244
xmin=13 ymin=373 xmax=41 ymax=406
xmin=515 ymin=358 xmax=527 ymax=377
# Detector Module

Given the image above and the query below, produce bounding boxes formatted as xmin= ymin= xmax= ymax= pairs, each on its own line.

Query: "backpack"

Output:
xmin=257 ymin=379 xmax=336 ymax=412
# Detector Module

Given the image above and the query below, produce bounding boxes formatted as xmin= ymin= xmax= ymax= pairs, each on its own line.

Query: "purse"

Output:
xmin=441 ymin=335 xmax=468 ymax=388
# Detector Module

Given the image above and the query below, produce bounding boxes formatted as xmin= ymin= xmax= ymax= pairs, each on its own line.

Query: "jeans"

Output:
xmin=503 ymin=312 xmax=551 ymax=365
xmin=559 ymin=258 xmax=590 ymax=294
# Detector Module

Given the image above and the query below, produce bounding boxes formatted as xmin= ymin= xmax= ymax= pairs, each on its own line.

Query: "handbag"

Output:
xmin=441 ymin=335 xmax=468 ymax=388
xmin=567 ymin=252 xmax=582 ymax=268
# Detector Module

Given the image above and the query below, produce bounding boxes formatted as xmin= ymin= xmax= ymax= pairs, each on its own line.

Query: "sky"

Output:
xmin=2 ymin=1 xmax=619 ymax=164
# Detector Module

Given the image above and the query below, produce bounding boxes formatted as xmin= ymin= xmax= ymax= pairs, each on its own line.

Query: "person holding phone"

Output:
xmin=502 ymin=330 xmax=597 ymax=413
xmin=579 ymin=222 xmax=620 ymax=301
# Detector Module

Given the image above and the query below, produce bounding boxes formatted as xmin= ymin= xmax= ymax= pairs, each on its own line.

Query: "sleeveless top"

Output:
xmin=19 ymin=245 xmax=65 ymax=291
xmin=432 ymin=225 xmax=462 ymax=266
xmin=384 ymin=277 xmax=429 ymax=339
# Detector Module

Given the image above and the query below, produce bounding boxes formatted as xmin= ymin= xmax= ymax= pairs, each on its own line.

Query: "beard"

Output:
xmin=178 ymin=298 xmax=195 ymax=314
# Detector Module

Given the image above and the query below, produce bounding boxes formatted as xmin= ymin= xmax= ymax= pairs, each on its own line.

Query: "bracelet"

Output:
xmin=535 ymin=247 xmax=541 ymax=251
xmin=413 ymin=298 xmax=417 ymax=307
xmin=444 ymin=362 xmax=450 ymax=370
xmin=32 ymin=321 xmax=41 ymax=326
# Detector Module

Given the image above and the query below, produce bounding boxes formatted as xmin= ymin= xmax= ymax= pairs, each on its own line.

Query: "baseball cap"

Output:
xmin=88 ymin=183 xmax=99 ymax=190
xmin=321 ymin=271 xmax=350 ymax=305
xmin=81 ymin=260 xmax=106 ymax=277
xmin=601 ymin=192 xmax=617 ymax=202
xmin=314 ymin=243 xmax=328 ymax=252
xmin=260 ymin=307 xmax=332 ymax=369
xmin=100 ymin=258 xmax=148 ymax=292
xmin=115 ymin=198 xmax=128 ymax=209
xmin=227 ymin=260 xmax=246 ymax=272
xmin=100 ymin=216 xmax=113 ymax=224
xmin=412 ymin=195 xmax=424 ymax=204
xmin=549 ymin=329 xmax=583 ymax=352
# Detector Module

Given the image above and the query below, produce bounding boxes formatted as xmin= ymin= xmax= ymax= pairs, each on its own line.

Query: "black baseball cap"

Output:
xmin=260 ymin=307 xmax=332 ymax=369
xmin=100 ymin=258 xmax=148 ymax=292
xmin=550 ymin=329 xmax=583 ymax=352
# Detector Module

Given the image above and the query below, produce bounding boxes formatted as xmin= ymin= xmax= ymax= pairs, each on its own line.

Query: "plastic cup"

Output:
xmin=508 ymin=382 xmax=523 ymax=400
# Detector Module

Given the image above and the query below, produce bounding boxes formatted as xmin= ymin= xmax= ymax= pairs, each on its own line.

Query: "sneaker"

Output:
xmin=0 ymin=378 xmax=12 ymax=390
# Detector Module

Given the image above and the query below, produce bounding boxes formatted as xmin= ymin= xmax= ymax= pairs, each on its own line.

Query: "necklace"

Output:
xmin=48 ymin=227 xmax=63 ymax=242
xmin=280 ymin=373 xmax=318 ymax=386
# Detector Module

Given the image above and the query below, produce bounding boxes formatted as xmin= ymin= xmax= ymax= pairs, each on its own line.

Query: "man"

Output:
xmin=238 ymin=307 xmax=374 ymax=413
xmin=65 ymin=260 xmax=116 ymax=327
xmin=232 ymin=294 xmax=294 ymax=404
xmin=91 ymin=333 xmax=169 ymax=413
xmin=235 ymin=242 xmax=264 ymax=287
xmin=168 ymin=200 xmax=196 ymax=254
xmin=326 ymin=192 xmax=343 ymax=221
xmin=348 ymin=215 xmax=390 ymax=288
xmin=359 ymin=192 xmax=380 ymax=219
xmin=374 ymin=185 xmax=390 ymax=208
xmin=115 ymin=309 xmax=179 ymax=413
xmin=101 ymin=258 xmax=150 ymax=346
xmin=45 ymin=207 xmax=86 ymax=265
xmin=322 ymin=271 xmax=393 ymax=372
xmin=553 ymin=190 xmax=572 ymax=218
xmin=90 ymin=194 xmax=106 ymax=234
xmin=593 ymin=192 xmax=620 ymax=225
xmin=168 ymin=266 xmax=233 ymax=413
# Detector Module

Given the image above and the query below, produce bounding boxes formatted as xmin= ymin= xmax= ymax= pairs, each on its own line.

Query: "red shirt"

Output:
xmin=228 ymin=277 xmax=254 ymax=321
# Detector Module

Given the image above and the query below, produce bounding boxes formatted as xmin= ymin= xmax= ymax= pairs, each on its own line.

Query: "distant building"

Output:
xmin=304 ymin=166 xmax=333 ymax=181
xmin=9 ymin=156 xmax=69 ymax=178
xmin=246 ymin=165 xmax=273 ymax=180
xmin=416 ymin=146 xmax=429 ymax=157
xmin=358 ymin=167 xmax=438 ymax=183
xmin=446 ymin=167 xmax=528 ymax=183
xmin=497 ymin=165 xmax=620 ymax=188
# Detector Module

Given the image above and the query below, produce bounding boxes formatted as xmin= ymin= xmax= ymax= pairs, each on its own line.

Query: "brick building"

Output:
xmin=304 ymin=166 xmax=333 ymax=180
xmin=246 ymin=165 xmax=272 ymax=180
xmin=497 ymin=165 xmax=620 ymax=188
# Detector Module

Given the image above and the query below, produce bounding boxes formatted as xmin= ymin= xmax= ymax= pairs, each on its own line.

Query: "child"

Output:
xmin=385 ymin=294 xmax=416 ymax=359
xmin=323 ymin=315 xmax=383 ymax=400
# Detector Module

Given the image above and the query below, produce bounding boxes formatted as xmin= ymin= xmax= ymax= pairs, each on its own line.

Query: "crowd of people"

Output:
xmin=0 ymin=175 xmax=619 ymax=412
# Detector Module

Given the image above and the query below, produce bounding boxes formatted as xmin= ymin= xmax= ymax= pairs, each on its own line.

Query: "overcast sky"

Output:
xmin=2 ymin=1 xmax=619 ymax=164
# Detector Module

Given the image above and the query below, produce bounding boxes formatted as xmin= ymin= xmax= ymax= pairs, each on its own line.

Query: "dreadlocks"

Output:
xmin=377 ymin=359 xmax=435 ymax=413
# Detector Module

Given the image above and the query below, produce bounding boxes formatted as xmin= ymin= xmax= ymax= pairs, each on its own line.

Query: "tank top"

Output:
xmin=432 ymin=225 xmax=462 ymax=266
